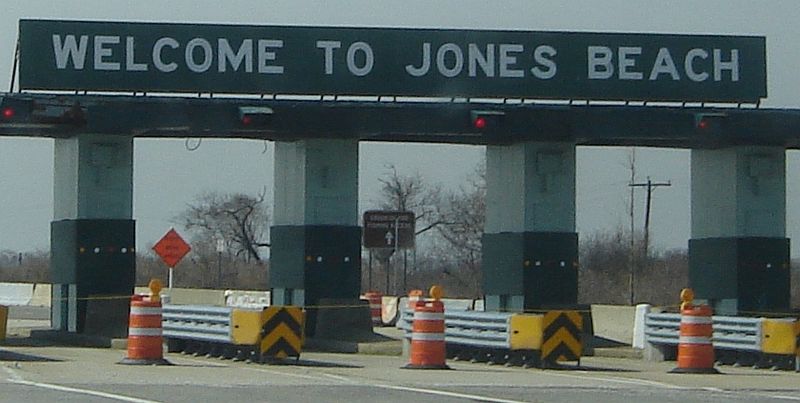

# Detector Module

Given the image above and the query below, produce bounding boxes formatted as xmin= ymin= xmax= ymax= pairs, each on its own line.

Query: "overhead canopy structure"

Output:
xmin=1 ymin=94 xmax=800 ymax=149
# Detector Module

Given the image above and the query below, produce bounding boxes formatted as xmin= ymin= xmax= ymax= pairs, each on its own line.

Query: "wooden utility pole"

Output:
xmin=629 ymin=177 xmax=672 ymax=258
xmin=628 ymin=175 xmax=671 ymax=305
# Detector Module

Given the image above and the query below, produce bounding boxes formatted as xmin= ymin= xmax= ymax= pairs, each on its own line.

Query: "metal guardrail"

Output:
xmin=398 ymin=307 xmax=513 ymax=349
xmin=644 ymin=312 xmax=762 ymax=352
xmin=162 ymin=304 xmax=233 ymax=345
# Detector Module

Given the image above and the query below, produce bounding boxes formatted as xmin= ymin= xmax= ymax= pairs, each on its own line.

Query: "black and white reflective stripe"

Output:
xmin=130 ymin=306 xmax=162 ymax=316
xmin=411 ymin=332 xmax=445 ymax=341
xmin=413 ymin=312 xmax=444 ymax=321
xmin=128 ymin=328 xmax=162 ymax=336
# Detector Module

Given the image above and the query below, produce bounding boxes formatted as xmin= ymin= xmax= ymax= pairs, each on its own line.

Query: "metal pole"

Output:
xmin=403 ymin=250 xmax=407 ymax=293
xmin=217 ymin=251 xmax=222 ymax=289
xmin=168 ymin=267 xmax=174 ymax=290
xmin=644 ymin=177 xmax=653 ymax=259
xmin=628 ymin=148 xmax=636 ymax=306
xmin=368 ymin=249 xmax=373 ymax=291
xmin=394 ymin=216 xmax=400 ymax=296
xmin=385 ymin=256 xmax=390 ymax=295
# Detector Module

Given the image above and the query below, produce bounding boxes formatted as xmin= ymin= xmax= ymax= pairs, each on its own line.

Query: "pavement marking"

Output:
xmin=371 ymin=383 xmax=528 ymax=403
xmin=546 ymin=370 xmax=686 ymax=390
xmin=2 ymin=367 xmax=162 ymax=403
xmin=767 ymin=395 xmax=800 ymax=401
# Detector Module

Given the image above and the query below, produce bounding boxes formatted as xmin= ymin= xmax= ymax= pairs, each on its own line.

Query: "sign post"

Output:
xmin=152 ymin=228 xmax=192 ymax=291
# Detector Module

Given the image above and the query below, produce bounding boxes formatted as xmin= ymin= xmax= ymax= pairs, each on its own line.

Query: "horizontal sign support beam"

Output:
xmin=18 ymin=20 xmax=766 ymax=103
xmin=3 ymin=94 xmax=800 ymax=149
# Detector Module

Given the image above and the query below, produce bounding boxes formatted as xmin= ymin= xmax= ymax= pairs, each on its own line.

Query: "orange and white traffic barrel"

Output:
xmin=670 ymin=304 xmax=719 ymax=374
xmin=120 ymin=294 xmax=171 ymax=365
xmin=364 ymin=291 xmax=383 ymax=327
xmin=404 ymin=299 xmax=449 ymax=369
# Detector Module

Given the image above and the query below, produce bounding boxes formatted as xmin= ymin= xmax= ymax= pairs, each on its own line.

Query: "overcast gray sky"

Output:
xmin=1 ymin=0 xmax=799 ymax=255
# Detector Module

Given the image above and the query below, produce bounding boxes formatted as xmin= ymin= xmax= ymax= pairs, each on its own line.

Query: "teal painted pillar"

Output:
xmin=270 ymin=139 xmax=361 ymax=335
xmin=51 ymin=134 xmax=135 ymax=337
xmin=689 ymin=146 xmax=789 ymax=315
xmin=482 ymin=142 xmax=578 ymax=312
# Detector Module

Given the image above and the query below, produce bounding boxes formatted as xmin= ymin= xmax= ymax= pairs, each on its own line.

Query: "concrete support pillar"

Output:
xmin=270 ymin=139 xmax=361 ymax=336
xmin=482 ymin=142 xmax=578 ymax=312
xmin=689 ymin=146 xmax=789 ymax=315
xmin=51 ymin=134 xmax=135 ymax=337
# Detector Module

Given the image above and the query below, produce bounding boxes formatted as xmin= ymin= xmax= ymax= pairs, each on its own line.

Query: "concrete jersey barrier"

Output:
xmin=0 ymin=282 xmax=34 ymax=306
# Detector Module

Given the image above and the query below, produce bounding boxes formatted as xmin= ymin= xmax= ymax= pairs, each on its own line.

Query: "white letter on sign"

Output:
xmin=437 ymin=43 xmax=464 ymax=78
xmin=94 ymin=36 xmax=120 ymax=71
xmin=588 ymin=46 xmax=613 ymax=79
xmin=218 ymin=38 xmax=253 ymax=73
xmin=126 ymin=37 xmax=148 ymax=72
xmin=153 ymin=37 xmax=179 ymax=73
xmin=317 ymin=40 xmax=341 ymax=75
xmin=405 ymin=43 xmax=431 ymax=77
xmin=52 ymin=35 xmax=89 ymax=70
xmin=499 ymin=44 xmax=523 ymax=78
xmin=649 ymin=48 xmax=679 ymax=80
xmin=258 ymin=40 xmax=284 ymax=74
xmin=618 ymin=46 xmax=643 ymax=80
xmin=347 ymin=42 xmax=374 ymax=76
xmin=714 ymin=49 xmax=739 ymax=82
xmin=185 ymin=38 xmax=213 ymax=73
xmin=685 ymin=48 xmax=709 ymax=82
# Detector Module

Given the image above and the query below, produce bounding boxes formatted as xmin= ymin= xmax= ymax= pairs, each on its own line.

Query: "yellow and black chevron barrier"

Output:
xmin=260 ymin=306 xmax=304 ymax=361
xmin=541 ymin=310 xmax=583 ymax=366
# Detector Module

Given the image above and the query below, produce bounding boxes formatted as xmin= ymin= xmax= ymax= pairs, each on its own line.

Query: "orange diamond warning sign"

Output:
xmin=152 ymin=228 xmax=191 ymax=268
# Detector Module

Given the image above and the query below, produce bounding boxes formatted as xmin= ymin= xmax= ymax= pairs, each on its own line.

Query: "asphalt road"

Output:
xmin=2 ymin=346 xmax=800 ymax=403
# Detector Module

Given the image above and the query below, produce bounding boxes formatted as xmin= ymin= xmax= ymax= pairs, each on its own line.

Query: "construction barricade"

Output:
xmin=670 ymin=304 xmax=718 ymax=374
xmin=120 ymin=293 xmax=170 ymax=365
xmin=363 ymin=291 xmax=383 ymax=327
xmin=405 ymin=299 xmax=449 ymax=369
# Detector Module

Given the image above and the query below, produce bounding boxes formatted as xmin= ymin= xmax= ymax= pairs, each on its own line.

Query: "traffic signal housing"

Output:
xmin=239 ymin=106 xmax=274 ymax=128
xmin=694 ymin=112 xmax=727 ymax=132
xmin=0 ymin=97 xmax=33 ymax=123
xmin=470 ymin=110 xmax=505 ymax=132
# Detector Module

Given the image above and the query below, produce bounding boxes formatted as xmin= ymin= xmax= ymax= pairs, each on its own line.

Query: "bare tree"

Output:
xmin=377 ymin=164 xmax=443 ymax=235
xmin=176 ymin=191 xmax=270 ymax=262
xmin=430 ymin=163 xmax=486 ymax=294
xmin=369 ymin=163 xmax=487 ymax=297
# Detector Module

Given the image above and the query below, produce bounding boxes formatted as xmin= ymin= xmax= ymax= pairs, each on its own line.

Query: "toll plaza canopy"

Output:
xmin=0 ymin=19 xmax=798 ymax=148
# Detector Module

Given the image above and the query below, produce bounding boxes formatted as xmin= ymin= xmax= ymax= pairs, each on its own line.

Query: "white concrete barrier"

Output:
xmin=0 ymin=283 xmax=34 ymax=306
xmin=224 ymin=290 xmax=271 ymax=308
xmin=30 ymin=284 xmax=51 ymax=307
xmin=591 ymin=304 xmax=636 ymax=345
xmin=441 ymin=298 xmax=474 ymax=311
xmin=381 ymin=296 xmax=399 ymax=325
xmin=632 ymin=303 xmax=651 ymax=349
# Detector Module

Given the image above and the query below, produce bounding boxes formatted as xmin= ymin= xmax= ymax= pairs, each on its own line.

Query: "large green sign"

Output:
xmin=18 ymin=19 xmax=767 ymax=102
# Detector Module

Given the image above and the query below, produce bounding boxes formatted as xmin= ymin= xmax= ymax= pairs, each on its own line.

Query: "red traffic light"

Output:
xmin=470 ymin=110 xmax=505 ymax=131
xmin=694 ymin=112 xmax=726 ymax=131
xmin=473 ymin=116 xmax=487 ymax=130
xmin=1 ymin=107 xmax=14 ymax=119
